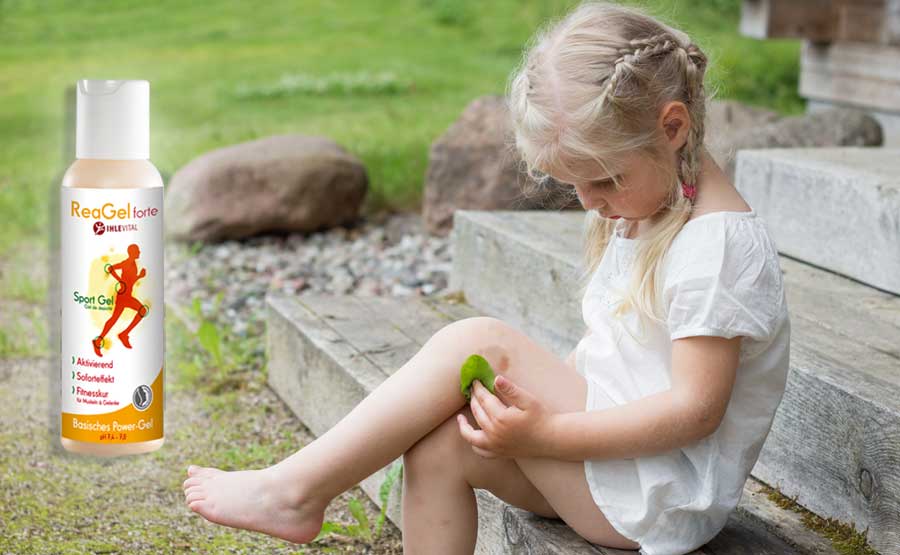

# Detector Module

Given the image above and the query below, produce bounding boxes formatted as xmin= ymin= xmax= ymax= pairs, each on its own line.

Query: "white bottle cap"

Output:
xmin=76 ymin=79 xmax=150 ymax=160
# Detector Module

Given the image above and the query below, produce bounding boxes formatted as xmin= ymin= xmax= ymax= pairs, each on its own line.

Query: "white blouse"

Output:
xmin=574 ymin=209 xmax=791 ymax=555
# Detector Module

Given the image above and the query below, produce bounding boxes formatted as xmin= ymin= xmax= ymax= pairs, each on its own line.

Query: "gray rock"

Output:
xmin=422 ymin=95 xmax=580 ymax=237
xmin=705 ymin=99 xmax=782 ymax=165
xmin=165 ymin=134 xmax=368 ymax=242
xmin=711 ymin=107 xmax=882 ymax=181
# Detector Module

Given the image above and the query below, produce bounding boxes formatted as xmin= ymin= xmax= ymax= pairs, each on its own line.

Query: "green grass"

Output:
xmin=0 ymin=0 xmax=802 ymax=259
xmin=0 ymin=310 xmax=404 ymax=553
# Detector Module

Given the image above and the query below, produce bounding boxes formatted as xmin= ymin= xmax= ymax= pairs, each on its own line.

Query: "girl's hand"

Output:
xmin=457 ymin=375 xmax=556 ymax=459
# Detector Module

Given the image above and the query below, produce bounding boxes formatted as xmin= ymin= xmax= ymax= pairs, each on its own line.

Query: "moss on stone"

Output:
xmin=759 ymin=483 xmax=881 ymax=555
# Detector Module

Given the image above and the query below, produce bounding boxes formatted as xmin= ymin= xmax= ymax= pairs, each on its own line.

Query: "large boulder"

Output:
xmin=165 ymin=134 xmax=368 ymax=242
xmin=710 ymin=107 xmax=883 ymax=181
xmin=705 ymin=99 xmax=782 ymax=165
xmin=423 ymin=95 xmax=581 ymax=237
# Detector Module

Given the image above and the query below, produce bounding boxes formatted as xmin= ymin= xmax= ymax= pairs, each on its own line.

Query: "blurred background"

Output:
xmin=0 ymin=0 xmax=803 ymax=254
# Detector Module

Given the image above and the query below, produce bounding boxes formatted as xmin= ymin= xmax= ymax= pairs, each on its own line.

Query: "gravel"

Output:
xmin=165 ymin=211 xmax=453 ymax=336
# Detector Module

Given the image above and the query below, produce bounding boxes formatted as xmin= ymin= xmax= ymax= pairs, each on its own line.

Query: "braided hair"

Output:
xmin=507 ymin=1 xmax=717 ymax=342
xmin=600 ymin=32 xmax=709 ymax=191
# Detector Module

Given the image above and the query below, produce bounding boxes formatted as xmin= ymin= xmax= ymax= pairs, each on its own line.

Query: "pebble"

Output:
xmin=165 ymin=212 xmax=452 ymax=338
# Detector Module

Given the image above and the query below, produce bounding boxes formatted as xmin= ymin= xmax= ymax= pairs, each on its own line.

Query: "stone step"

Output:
xmin=450 ymin=210 xmax=900 ymax=553
xmin=265 ymin=291 xmax=837 ymax=555
xmin=734 ymin=147 xmax=900 ymax=295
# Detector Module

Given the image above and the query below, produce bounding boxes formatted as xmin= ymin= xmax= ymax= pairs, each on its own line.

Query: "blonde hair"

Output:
xmin=506 ymin=0 xmax=715 ymax=343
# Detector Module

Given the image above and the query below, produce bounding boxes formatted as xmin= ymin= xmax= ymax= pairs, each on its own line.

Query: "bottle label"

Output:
xmin=60 ymin=186 xmax=164 ymax=444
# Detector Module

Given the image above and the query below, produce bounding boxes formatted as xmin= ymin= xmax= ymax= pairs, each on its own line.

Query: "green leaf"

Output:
xmin=196 ymin=320 xmax=222 ymax=364
xmin=376 ymin=460 xmax=403 ymax=537
xmin=348 ymin=496 xmax=372 ymax=540
xmin=313 ymin=520 xmax=349 ymax=541
xmin=459 ymin=354 xmax=497 ymax=400
xmin=191 ymin=296 xmax=202 ymax=320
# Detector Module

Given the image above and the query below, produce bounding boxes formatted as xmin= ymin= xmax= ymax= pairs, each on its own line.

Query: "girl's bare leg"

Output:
xmin=402 ymin=404 xmax=559 ymax=554
xmin=182 ymin=316 xmax=640 ymax=552
xmin=401 ymin=327 xmax=641 ymax=553
xmin=183 ymin=317 xmax=514 ymax=543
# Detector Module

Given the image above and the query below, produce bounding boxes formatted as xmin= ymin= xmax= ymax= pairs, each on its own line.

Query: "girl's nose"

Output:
xmin=574 ymin=185 xmax=592 ymax=208
xmin=575 ymin=186 xmax=601 ymax=210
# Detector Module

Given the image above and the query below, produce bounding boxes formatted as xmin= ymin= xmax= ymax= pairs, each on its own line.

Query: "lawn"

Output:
xmin=0 ymin=0 xmax=802 ymax=258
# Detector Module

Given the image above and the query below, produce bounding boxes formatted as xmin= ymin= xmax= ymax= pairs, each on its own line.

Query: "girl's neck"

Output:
xmin=625 ymin=147 xmax=741 ymax=239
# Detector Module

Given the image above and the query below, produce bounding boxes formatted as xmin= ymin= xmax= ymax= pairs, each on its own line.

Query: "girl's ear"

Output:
xmin=660 ymin=101 xmax=690 ymax=147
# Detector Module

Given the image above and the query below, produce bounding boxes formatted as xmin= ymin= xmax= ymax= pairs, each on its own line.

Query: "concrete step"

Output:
xmin=266 ymin=291 xmax=837 ymax=554
xmin=734 ymin=147 xmax=900 ymax=295
xmin=450 ymin=210 xmax=900 ymax=553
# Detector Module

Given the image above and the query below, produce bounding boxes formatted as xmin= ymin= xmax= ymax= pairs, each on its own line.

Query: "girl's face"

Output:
xmin=550 ymin=151 xmax=671 ymax=222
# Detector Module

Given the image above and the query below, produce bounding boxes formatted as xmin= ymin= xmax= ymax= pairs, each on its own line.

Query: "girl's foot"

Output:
xmin=182 ymin=464 xmax=326 ymax=544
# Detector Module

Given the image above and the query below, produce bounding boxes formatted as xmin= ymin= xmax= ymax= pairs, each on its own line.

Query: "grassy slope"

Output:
xmin=0 ymin=0 xmax=801 ymax=257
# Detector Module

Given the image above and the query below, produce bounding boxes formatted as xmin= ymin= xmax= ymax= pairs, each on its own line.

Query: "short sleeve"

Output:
xmin=664 ymin=217 xmax=785 ymax=343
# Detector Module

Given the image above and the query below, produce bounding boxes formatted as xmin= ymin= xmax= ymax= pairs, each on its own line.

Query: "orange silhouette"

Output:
xmin=93 ymin=243 xmax=149 ymax=357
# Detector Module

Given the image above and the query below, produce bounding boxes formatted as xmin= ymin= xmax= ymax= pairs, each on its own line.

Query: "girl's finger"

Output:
xmin=471 ymin=444 xmax=498 ymax=458
xmin=474 ymin=379 xmax=510 ymax=413
xmin=469 ymin=393 xmax=494 ymax=430
xmin=457 ymin=413 xmax=491 ymax=449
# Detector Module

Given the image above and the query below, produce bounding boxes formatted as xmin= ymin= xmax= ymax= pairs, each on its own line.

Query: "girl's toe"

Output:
xmin=188 ymin=498 xmax=212 ymax=516
xmin=183 ymin=476 xmax=202 ymax=489
xmin=185 ymin=490 xmax=206 ymax=504
xmin=184 ymin=485 xmax=203 ymax=497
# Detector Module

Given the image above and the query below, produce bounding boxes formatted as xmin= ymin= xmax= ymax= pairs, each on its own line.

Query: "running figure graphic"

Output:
xmin=93 ymin=243 xmax=149 ymax=357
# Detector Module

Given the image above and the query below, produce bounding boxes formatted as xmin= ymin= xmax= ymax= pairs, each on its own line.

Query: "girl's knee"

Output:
xmin=442 ymin=316 xmax=507 ymax=342
xmin=437 ymin=317 xmax=515 ymax=362
xmin=404 ymin=409 xmax=469 ymax=472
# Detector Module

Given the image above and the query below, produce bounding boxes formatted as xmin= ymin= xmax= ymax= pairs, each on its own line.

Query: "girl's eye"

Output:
xmin=591 ymin=178 xmax=617 ymax=188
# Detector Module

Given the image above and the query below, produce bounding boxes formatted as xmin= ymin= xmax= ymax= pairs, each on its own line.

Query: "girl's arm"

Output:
xmin=565 ymin=329 xmax=592 ymax=368
xmin=547 ymin=335 xmax=741 ymax=462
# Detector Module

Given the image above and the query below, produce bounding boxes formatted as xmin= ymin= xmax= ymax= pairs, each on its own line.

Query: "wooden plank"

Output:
xmin=835 ymin=0 xmax=889 ymax=43
xmin=740 ymin=0 xmax=836 ymax=42
xmin=704 ymin=509 xmax=802 ymax=554
xmin=741 ymin=0 xmax=892 ymax=44
xmin=800 ymin=40 xmax=900 ymax=112
xmin=736 ymin=477 xmax=841 ymax=555
xmin=889 ymin=0 xmax=900 ymax=44
xmin=292 ymin=293 xmax=419 ymax=377
xmin=752 ymin=328 xmax=900 ymax=555
xmin=779 ymin=256 xmax=900 ymax=359
xmin=450 ymin=211 xmax=586 ymax=359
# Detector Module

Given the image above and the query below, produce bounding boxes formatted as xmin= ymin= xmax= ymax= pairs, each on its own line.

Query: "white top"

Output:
xmin=574 ymin=209 xmax=791 ymax=555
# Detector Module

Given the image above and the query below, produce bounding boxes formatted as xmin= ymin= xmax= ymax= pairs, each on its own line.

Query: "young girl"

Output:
xmin=182 ymin=2 xmax=791 ymax=554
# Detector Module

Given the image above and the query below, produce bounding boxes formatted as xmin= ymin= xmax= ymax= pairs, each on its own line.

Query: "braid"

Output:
xmin=674 ymin=42 xmax=708 ymax=188
xmin=597 ymin=32 xmax=709 ymax=193
xmin=600 ymin=33 xmax=679 ymax=104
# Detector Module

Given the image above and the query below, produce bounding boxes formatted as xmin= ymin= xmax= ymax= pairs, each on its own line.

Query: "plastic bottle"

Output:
xmin=60 ymin=79 xmax=164 ymax=456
